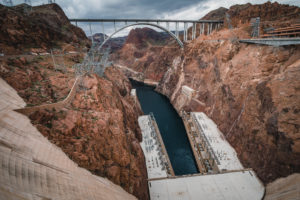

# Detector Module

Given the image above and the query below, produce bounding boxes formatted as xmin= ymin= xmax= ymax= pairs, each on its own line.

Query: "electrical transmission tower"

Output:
xmin=2 ymin=0 xmax=13 ymax=6
xmin=73 ymin=43 xmax=112 ymax=80
xmin=51 ymin=49 xmax=66 ymax=72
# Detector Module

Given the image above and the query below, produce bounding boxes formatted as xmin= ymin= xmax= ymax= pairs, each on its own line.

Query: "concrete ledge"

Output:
xmin=239 ymin=37 xmax=300 ymax=46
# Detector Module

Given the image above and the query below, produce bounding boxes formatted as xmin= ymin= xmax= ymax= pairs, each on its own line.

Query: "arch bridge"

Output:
xmin=69 ymin=18 xmax=223 ymax=78
xmin=69 ymin=18 xmax=224 ymax=49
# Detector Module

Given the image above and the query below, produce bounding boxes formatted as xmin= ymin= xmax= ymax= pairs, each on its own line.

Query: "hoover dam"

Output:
xmin=0 ymin=0 xmax=299 ymax=200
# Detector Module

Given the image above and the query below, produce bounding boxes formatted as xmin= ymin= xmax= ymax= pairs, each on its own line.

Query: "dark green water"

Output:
xmin=131 ymin=80 xmax=198 ymax=175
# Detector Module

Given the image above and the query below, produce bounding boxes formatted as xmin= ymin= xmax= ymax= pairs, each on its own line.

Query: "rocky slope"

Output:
xmin=0 ymin=3 xmax=90 ymax=54
xmin=111 ymin=2 xmax=300 ymax=184
xmin=0 ymin=3 xmax=149 ymax=199
xmin=110 ymin=27 xmax=180 ymax=81
xmin=264 ymin=173 xmax=300 ymax=200
xmin=29 ymin=68 xmax=149 ymax=199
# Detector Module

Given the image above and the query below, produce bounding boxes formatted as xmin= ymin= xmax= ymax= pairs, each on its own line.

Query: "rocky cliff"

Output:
xmin=111 ymin=2 xmax=300 ymax=184
xmin=0 ymin=77 xmax=137 ymax=200
xmin=0 ymin=3 xmax=90 ymax=54
xmin=0 ymin=3 xmax=149 ymax=199
xmin=110 ymin=27 xmax=180 ymax=81
xmin=264 ymin=173 xmax=300 ymax=200
xmin=29 ymin=68 xmax=149 ymax=199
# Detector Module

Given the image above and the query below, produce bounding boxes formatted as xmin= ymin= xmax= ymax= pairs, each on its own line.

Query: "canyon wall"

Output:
xmin=112 ymin=2 xmax=300 ymax=184
xmin=28 ymin=68 xmax=149 ymax=199
xmin=0 ymin=4 xmax=149 ymax=199
xmin=0 ymin=3 xmax=90 ymax=54
xmin=0 ymin=78 xmax=137 ymax=200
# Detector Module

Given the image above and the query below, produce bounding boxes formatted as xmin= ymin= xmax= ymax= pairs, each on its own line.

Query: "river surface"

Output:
xmin=131 ymin=80 xmax=198 ymax=175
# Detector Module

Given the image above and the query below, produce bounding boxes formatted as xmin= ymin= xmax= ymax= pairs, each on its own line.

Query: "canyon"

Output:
xmin=0 ymin=1 xmax=299 ymax=200
xmin=0 ymin=3 xmax=148 ymax=200
xmin=112 ymin=2 xmax=300 ymax=185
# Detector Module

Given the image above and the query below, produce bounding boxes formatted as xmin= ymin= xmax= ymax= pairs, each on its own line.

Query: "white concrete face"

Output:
xmin=191 ymin=112 xmax=243 ymax=171
xmin=182 ymin=85 xmax=195 ymax=98
xmin=138 ymin=115 xmax=169 ymax=179
xmin=149 ymin=170 xmax=264 ymax=200
xmin=131 ymin=89 xmax=136 ymax=96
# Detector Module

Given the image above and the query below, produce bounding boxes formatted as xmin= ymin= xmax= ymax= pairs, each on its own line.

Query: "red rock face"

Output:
xmin=0 ymin=54 xmax=149 ymax=200
xmin=29 ymin=68 xmax=149 ymax=199
xmin=126 ymin=27 xmax=169 ymax=49
xmin=110 ymin=28 xmax=180 ymax=81
xmin=227 ymin=2 xmax=300 ymax=28
xmin=0 ymin=4 xmax=149 ymax=199
xmin=0 ymin=3 xmax=90 ymax=54
xmin=112 ymin=2 xmax=300 ymax=184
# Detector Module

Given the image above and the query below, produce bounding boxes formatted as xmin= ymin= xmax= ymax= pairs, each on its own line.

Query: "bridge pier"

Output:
xmin=175 ymin=22 xmax=179 ymax=38
xmin=184 ymin=22 xmax=188 ymax=41
xmin=192 ymin=23 xmax=196 ymax=40
xmin=89 ymin=23 xmax=94 ymax=43
xmin=101 ymin=22 xmax=106 ymax=41
xmin=200 ymin=23 xmax=204 ymax=35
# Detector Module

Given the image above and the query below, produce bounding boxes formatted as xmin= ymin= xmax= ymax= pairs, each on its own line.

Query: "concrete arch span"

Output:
xmin=98 ymin=22 xmax=184 ymax=51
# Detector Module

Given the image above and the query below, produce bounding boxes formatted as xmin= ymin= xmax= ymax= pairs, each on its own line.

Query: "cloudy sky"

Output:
xmin=11 ymin=0 xmax=300 ymax=36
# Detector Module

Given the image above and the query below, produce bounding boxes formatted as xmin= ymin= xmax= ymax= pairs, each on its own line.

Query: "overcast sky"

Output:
xmin=10 ymin=0 xmax=300 ymax=36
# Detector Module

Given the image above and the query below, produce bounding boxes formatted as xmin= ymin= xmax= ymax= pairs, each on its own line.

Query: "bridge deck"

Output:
xmin=69 ymin=18 xmax=223 ymax=23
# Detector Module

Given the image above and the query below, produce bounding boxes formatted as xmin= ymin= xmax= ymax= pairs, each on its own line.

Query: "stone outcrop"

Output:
xmin=0 ymin=3 xmax=90 ymax=54
xmin=110 ymin=28 xmax=181 ymax=81
xmin=264 ymin=173 xmax=300 ymax=200
xmin=112 ymin=2 xmax=300 ymax=185
xmin=226 ymin=2 xmax=300 ymax=28
xmin=28 ymin=68 xmax=149 ymax=199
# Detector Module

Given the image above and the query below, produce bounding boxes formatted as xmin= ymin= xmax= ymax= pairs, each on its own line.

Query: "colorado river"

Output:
xmin=131 ymin=80 xmax=198 ymax=175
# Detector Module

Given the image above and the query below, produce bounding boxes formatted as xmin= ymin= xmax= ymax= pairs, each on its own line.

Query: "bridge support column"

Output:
xmin=201 ymin=23 xmax=204 ymax=35
xmin=207 ymin=23 xmax=210 ymax=35
xmin=101 ymin=22 xmax=105 ymax=42
xmin=175 ymin=22 xmax=179 ymax=38
xmin=75 ymin=21 xmax=77 ymax=27
xmin=89 ymin=23 xmax=94 ymax=44
xmin=114 ymin=21 xmax=117 ymax=32
xmin=192 ymin=23 xmax=196 ymax=40
xmin=184 ymin=22 xmax=188 ymax=41
xmin=166 ymin=22 xmax=169 ymax=31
